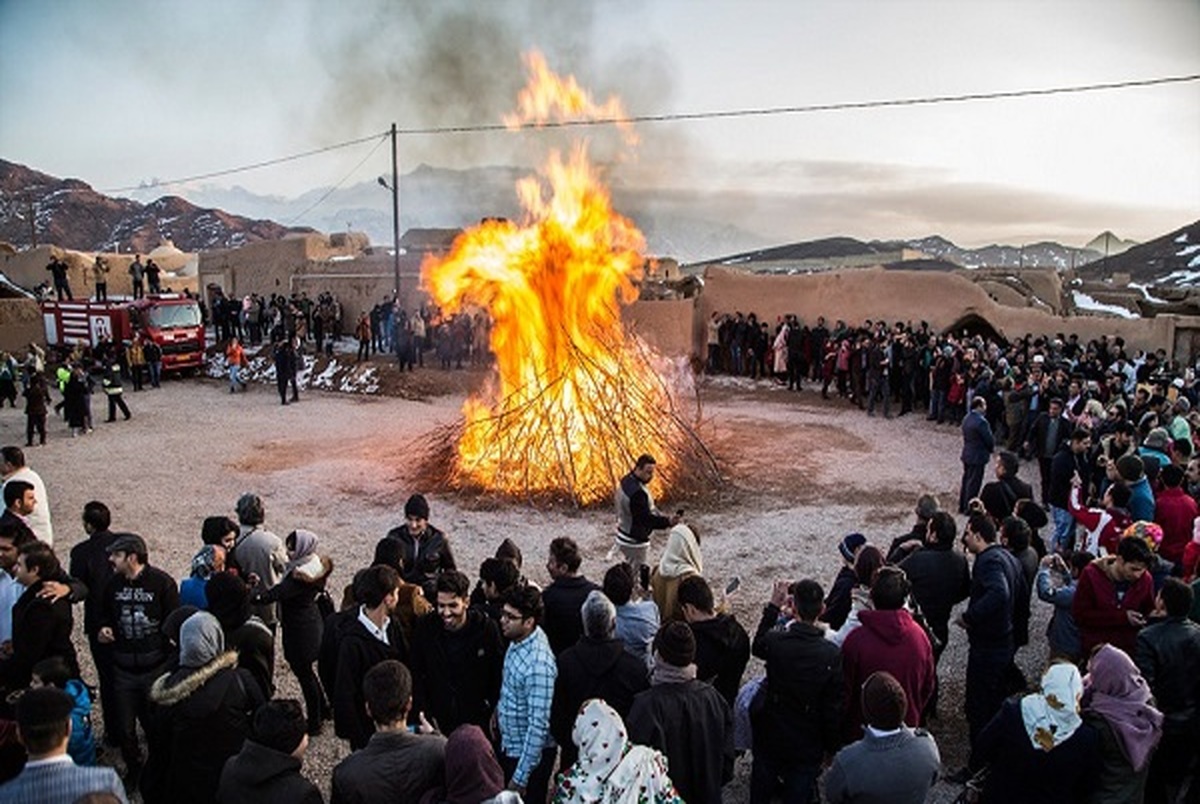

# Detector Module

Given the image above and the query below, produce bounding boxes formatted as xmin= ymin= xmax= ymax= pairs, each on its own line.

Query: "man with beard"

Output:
xmin=385 ymin=494 xmax=456 ymax=602
xmin=410 ymin=570 xmax=503 ymax=735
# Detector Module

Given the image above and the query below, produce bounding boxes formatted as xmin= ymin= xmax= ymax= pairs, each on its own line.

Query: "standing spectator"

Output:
xmin=1116 ymin=454 xmax=1156 ymax=522
xmin=1047 ymin=428 xmax=1092 ymax=554
xmin=1073 ymin=535 xmax=1155 ymax=657
xmin=650 ymin=523 xmax=703 ymax=624
xmin=603 ymin=562 xmax=659 ymax=670
xmin=272 ymin=337 xmax=297 ymax=405
xmin=959 ymin=397 xmax=995 ymax=514
xmin=145 ymin=611 xmax=262 ymax=804
xmin=206 ymin=572 xmax=276 ymax=702
xmin=840 ymin=567 xmax=935 ymax=741
xmin=540 ymin=536 xmax=600 ymax=655
xmin=331 ymin=660 xmax=446 ymax=804
xmin=143 ymin=339 xmax=163 ymax=389
xmin=955 ymin=514 xmax=1025 ymax=775
xmin=96 ymin=533 xmax=179 ymax=789
xmin=496 ymin=585 xmax=558 ymax=803
xmin=45 ymin=255 xmax=72 ymax=300
xmin=126 ymin=337 xmax=146 ymax=392
xmin=978 ymin=450 xmax=1034 ymax=524
xmin=970 ymin=663 xmax=1101 ymax=802
xmin=550 ymin=590 xmax=649 ymax=769
xmin=822 ymin=533 xmax=867 ymax=631
xmin=69 ymin=501 xmax=120 ymax=734
xmin=0 ymin=542 xmax=78 ymax=692
xmin=421 ymin=724 xmax=514 ymax=804
xmin=552 ymin=699 xmax=683 ymax=804
xmin=1035 ymin=551 xmax=1093 ymax=663
xmin=1025 ymin=397 xmax=1073 ymax=504
xmin=355 ymin=312 xmax=371 ymax=363
xmin=898 ymin=511 xmax=970 ymax=666
xmin=627 ymin=622 xmax=733 ymax=804
xmin=1153 ymin=463 xmax=1197 ymax=571
xmin=1134 ymin=577 xmax=1200 ymax=803
xmin=1 ymin=481 xmax=38 ymax=546
xmin=678 ymin=575 xmax=749 ymax=708
xmin=1 ymin=446 xmax=53 ymax=544
xmin=0 ymin=687 xmax=126 ymax=803
xmin=1068 ymin=476 xmax=1132 ymax=557
xmin=410 ymin=570 xmax=504 ymax=736
xmin=614 ymin=454 xmax=681 ymax=584
xmin=822 ymin=672 xmax=941 ymax=804
xmin=384 ymin=494 xmax=456 ymax=601
xmin=179 ymin=545 xmax=224 ymax=609
xmin=128 ymin=255 xmax=145 ymax=299
xmin=21 ymin=373 xmax=50 ymax=447
xmin=217 ymin=699 xmax=323 ymax=804
xmin=1083 ymin=644 xmax=1164 ymax=804
xmin=144 ymin=259 xmax=161 ymax=294
xmin=230 ymin=493 xmax=288 ymax=630
xmin=332 ymin=564 xmax=406 ymax=750
xmin=250 ymin=530 xmax=333 ymax=734
xmin=92 ymin=255 xmax=110 ymax=302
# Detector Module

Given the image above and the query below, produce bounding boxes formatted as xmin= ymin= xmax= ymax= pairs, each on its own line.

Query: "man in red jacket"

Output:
xmin=1154 ymin=464 xmax=1197 ymax=571
xmin=840 ymin=566 xmax=935 ymax=742
xmin=1072 ymin=535 xmax=1155 ymax=656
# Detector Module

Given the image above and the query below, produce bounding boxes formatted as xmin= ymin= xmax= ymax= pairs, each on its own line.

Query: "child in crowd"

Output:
xmin=29 ymin=656 xmax=96 ymax=766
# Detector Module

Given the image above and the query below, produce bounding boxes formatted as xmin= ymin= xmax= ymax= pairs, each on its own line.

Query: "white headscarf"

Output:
xmin=658 ymin=524 xmax=702 ymax=579
xmin=553 ymin=699 xmax=682 ymax=804
xmin=1021 ymin=662 xmax=1084 ymax=751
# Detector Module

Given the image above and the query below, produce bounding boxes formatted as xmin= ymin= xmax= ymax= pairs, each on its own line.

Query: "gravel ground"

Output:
xmin=0 ymin=369 xmax=1051 ymax=802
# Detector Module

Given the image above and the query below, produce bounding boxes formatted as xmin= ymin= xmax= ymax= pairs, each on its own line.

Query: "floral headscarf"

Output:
xmin=1020 ymin=662 xmax=1084 ymax=751
xmin=1123 ymin=521 xmax=1164 ymax=552
xmin=553 ymin=699 xmax=683 ymax=804
xmin=189 ymin=545 xmax=221 ymax=580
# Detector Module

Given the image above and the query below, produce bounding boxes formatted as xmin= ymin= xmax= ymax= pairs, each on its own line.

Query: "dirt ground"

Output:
xmin=0 ymin=361 xmax=1051 ymax=803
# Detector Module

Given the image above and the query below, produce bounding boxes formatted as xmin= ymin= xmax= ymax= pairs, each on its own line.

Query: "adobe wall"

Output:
xmin=623 ymin=298 xmax=693 ymax=357
xmin=0 ymin=299 xmax=44 ymax=355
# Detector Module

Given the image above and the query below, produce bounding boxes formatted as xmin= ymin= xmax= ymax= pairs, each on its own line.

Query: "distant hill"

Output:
xmin=0 ymin=159 xmax=304 ymax=253
xmin=1085 ymin=230 xmax=1138 ymax=257
xmin=1074 ymin=220 xmax=1200 ymax=286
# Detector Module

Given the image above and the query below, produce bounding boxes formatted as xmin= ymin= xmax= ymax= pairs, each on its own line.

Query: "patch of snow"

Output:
xmin=1179 ymin=244 xmax=1200 ymax=257
xmin=1176 ymin=234 xmax=1189 ymax=244
xmin=327 ymin=255 xmax=356 ymax=262
xmin=1072 ymin=291 xmax=1138 ymax=319
xmin=1130 ymin=283 xmax=1171 ymax=304
xmin=1158 ymin=270 xmax=1200 ymax=286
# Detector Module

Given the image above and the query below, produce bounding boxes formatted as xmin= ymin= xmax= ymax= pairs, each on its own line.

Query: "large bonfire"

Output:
xmin=421 ymin=52 xmax=717 ymax=506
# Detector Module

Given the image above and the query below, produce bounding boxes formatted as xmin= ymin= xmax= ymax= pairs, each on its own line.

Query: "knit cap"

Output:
xmin=838 ymin=533 xmax=867 ymax=563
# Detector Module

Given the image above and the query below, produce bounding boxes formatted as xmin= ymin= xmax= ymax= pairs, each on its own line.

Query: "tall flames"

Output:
xmin=421 ymin=52 xmax=712 ymax=505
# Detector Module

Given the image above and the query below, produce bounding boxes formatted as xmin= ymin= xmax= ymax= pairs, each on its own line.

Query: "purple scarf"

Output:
xmin=1083 ymin=644 xmax=1163 ymax=772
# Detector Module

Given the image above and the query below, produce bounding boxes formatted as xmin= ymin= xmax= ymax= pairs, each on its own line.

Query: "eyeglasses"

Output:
xmin=499 ymin=610 xmax=526 ymax=622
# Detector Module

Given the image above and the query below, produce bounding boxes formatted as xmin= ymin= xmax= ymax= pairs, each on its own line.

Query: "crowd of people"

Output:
xmin=2 ymin=315 xmax=1200 ymax=803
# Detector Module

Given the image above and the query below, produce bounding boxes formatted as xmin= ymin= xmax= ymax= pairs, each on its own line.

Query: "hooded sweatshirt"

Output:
xmin=216 ymin=739 xmax=323 ymax=804
xmin=840 ymin=608 xmax=937 ymax=740
xmin=690 ymin=613 xmax=751 ymax=707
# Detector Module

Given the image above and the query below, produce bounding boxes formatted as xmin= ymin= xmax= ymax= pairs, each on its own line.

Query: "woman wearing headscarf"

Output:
xmin=972 ymin=662 xmax=1102 ymax=803
xmin=827 ymin=545 xmax=885 ymax=647
xmin=146 ymin=611 xmax=264 ymax=804
xmin=250 ymin=529 xmax=334 ymax=734
xmin=651 ymin=523 xmax=703 ymax=623
xmin=179 ymin=544 xmax=224 ymax=609
xmin=1082 ymin=644 xmax=1163 ymax=804
xmin=420 ymin=723 xmax=522 ymax=804
xmin=553 ymin=699 xmax=683 ymax=804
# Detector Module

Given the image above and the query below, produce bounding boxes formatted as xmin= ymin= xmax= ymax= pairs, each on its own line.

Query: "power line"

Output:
xmin=400 ymin=73 xmax=1200 ymax=134
xmin=101 ymin=73 xmax=1199 ymax=192
xmin=283 ymin=134 xmax=389 ymax=226
xmin=101 ymin=131 xmax=387 ymax=194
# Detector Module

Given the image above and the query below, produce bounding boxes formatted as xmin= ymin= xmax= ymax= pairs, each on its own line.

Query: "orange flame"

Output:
xmin=422 ymin=52 xmax=680 ymax=504
xmin=503 ymin=51 xmax=638 ymax=146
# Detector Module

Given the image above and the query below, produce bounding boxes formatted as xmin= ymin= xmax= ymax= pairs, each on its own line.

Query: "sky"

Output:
xmin=1 ymin=0 xmax=1197 ymax=248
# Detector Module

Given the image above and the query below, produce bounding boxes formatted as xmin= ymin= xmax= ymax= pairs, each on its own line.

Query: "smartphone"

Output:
xmin=724 ymin=576 xmax=741 ymax=596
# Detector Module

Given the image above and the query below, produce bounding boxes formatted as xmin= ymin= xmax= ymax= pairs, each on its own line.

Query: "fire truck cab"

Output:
xmin=42 ymin=294 xmax=207 ymax=372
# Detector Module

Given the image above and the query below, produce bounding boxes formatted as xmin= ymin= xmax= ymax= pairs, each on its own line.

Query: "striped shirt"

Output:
xmin=0 ymin=754 xmax=127 ymax=804
xmin=497 ymin=625 xmax=557 ymax=786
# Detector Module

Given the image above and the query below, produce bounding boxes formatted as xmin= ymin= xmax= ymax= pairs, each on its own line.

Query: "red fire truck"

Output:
xmin=41 ymin=294 xmax=207 ymax=372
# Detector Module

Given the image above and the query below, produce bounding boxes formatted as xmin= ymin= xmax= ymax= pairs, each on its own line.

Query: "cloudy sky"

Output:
xmin=1 ymin=0 xmax=1197 ymax=247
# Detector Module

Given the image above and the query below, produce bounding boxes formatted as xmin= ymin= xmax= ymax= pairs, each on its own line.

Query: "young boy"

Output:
xmin=29 ymin=656 xmax=96 ymax=766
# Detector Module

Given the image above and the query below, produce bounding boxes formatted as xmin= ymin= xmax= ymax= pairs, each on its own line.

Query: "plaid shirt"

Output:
xmin=497 ymin=625 xmax=557 ymax=786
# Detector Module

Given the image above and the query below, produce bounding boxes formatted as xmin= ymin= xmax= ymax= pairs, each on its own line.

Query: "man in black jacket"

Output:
xmin=750 ymin=578 xmax=842 ymax=804
xmin=68 ymin=501 xmax=120 ymax=732
xmin=1135 ymin=578 xmax=1200 ymax=803
xmin=410 ymin=570 xmax=503 ymax=735
xmin=384 ymin=494 xmax=456 ymax=601
xmin=0 ymin=542 xmax=78 ymax=691
xmin=614 ymin=455 xmax=681 ymax=582
xmin=540 ymin=537 xmax=600 ymax=655
xmin=333 ymin=564 xmax=406 ymax=750
xmin=955 ymin=514 xmax=1026 ymax=775
xmin=217 ymin=699 xmax=323 ymax=804
xmin=1025 ymin=397 xmax=1073 ymax=504
xmin=979 ymin=450 xmax=1035 ymax=523
xmin=1048 ymin=428 xmax=1092 ymax=554
xmin=97 ymin=532 xmax=179 ymax=787
xmin=679 ymin=575 xmax=749 ymax=708
xmin=551 ymin=590 xmax=649 ymax=768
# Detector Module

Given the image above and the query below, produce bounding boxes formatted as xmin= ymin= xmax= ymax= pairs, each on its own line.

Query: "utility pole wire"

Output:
xmin=103 ymin=73 xmax=1199 ymax=193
